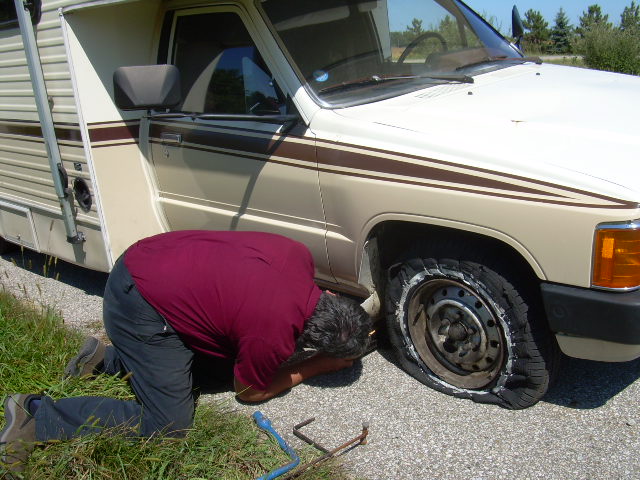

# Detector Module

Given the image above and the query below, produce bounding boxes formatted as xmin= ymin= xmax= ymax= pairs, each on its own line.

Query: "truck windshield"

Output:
xmin=260 ymin=0 xmax=521 ymax=106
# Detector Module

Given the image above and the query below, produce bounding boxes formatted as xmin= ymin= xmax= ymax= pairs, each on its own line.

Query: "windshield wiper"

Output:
xmin=319 ymin=75 xmax=409 ymax=94
xmin=319 ymin=73 xmax=473 ymax=94
xmin=456 ymin=56 xmax=543 ymax=71
xmin=418 ymin=73 xmax=474 ymax=83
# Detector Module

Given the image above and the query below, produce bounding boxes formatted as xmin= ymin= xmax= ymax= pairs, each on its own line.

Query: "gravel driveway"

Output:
xmin=2 ymin=249 xmax=639 ymax=480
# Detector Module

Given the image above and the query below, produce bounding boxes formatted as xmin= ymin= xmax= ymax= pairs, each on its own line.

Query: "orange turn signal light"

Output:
xmin=592 ymin=226 xmax=640 ymax=289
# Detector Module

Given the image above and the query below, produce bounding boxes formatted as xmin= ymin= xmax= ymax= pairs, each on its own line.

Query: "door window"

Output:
xmin=170 ymin=11 xmax=285 ymax=115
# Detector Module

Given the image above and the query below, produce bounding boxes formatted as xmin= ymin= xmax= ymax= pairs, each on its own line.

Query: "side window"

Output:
xmin=171 ymin=11 xmax=285 ymax=115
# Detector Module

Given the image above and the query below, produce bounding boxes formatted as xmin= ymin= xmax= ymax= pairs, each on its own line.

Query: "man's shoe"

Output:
xmin=0 ymin=394 xmax=38 ymax=474
xmin=64 ymin=336 xmax=106 ymax=378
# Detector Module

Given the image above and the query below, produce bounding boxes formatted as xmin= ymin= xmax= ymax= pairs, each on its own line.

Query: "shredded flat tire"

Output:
xmin=385 ymin=256 xmax=558 ymax=409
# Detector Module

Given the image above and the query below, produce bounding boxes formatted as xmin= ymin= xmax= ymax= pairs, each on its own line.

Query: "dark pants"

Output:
xmin=34 ymin=256 xmax=232 ymax=441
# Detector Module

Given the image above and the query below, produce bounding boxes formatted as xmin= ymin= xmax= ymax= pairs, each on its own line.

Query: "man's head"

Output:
xmin=297 ymin=292 xmax=372 ymax=358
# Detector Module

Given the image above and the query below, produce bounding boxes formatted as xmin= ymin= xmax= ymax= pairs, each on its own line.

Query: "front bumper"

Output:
xmin=541 ymin=283 xmax=640 ymax=362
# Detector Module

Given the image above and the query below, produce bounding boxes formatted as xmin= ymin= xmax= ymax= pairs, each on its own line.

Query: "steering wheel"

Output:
xmin=398 ymin=32 xmax=448 ymax=64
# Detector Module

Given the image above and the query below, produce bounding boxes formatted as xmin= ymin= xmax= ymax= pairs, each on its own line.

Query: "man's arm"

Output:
xmin=234 ymin=354 xmax=354 ymax=402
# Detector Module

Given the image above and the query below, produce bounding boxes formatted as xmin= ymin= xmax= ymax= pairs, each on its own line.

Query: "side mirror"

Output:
xmin=113 ymin=65 xmax=181 ymax=111
xmin=26 ymin=0 xmax=42 ymax=24
xmin=2 ymin=0 xmax=41 ymax=28
xmin=512 ymin=5 xmax=525 ymax=52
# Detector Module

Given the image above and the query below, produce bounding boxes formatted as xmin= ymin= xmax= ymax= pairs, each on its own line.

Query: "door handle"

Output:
xmin=160 ymin=132 xmax=182 ymax=146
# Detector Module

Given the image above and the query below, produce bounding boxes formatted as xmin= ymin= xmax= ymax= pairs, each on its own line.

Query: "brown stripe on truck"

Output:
xmin=316 ymin=138 xmax=638 ymax=209
xmin=100 ymin=119 xmax=640 ymax=210
xmin=148 ymin=122 xmax=314 ymax=161
xmin=0 ymin=120 xmax=83 ymax=143
xmin=89 ymin=122 xmax=140 ymax=145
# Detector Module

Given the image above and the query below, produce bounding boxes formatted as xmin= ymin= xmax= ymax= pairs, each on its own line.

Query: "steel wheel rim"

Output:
xmin=407 ymin=278 xmax=505 ymax=389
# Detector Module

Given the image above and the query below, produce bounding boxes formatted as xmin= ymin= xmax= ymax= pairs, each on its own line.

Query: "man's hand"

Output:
xmin=234 ymin=353 xmax=356 ymax=403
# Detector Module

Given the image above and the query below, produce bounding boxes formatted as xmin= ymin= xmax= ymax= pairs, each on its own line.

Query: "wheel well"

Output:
xmin=0 ymin=235 xmax=18 ymax=255
xmin=367 ymin=221 xmax=541 ymax=295
xmin=378 ymin=223 xmax=560 ymax=409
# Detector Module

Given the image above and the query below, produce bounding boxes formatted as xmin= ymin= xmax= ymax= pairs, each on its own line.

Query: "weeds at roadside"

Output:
xmin=2 ymin=248 xmax=68 ymax=329
xmin=545 ymin=56 xmax=586 ymax=68
xmin=0 ymin=290 xmax=351 ymax=479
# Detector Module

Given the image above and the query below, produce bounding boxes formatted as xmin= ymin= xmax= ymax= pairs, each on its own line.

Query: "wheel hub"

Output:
xmin=446 ymin=321 xmax=468 ymax=342
xmin=407 ymin=279 xmax=505 ymax=389
xmin=428 ymin=299 xmax=492 ymax=371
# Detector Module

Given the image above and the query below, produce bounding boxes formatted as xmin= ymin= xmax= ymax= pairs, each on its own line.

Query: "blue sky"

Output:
xmin=464 ymin=1 xmax=634 ymax=33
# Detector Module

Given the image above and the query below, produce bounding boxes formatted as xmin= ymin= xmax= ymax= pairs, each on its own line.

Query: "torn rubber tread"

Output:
xmin=385 ymin=255 xmax=558 ymax=409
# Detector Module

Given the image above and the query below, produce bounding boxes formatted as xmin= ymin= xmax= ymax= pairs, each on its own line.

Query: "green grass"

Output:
xmin=544 ymin=56 xmax=587 ymax=68
xmin=0 ymin=289 xmax=351 ymax=479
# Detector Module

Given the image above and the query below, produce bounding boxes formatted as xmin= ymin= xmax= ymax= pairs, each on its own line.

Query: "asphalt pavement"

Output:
xmin=1 ymin=249 xmax=639 ymax=480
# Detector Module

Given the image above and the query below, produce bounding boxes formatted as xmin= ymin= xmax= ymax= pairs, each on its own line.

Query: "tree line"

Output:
xmin=522 ymin=2 xmax=639 ymax=54
xmin=521 ymin=2 xmax=640 ymax=75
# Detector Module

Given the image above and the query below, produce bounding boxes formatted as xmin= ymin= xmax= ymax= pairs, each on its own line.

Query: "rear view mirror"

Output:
xmin=512 ymin=6 xmax=525 ymax=51
xmin=113 ymin=65 xmax=181 ymax=111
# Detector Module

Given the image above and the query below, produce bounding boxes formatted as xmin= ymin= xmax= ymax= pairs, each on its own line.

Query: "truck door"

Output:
xmin=147 ymin=6 xmax=332 ymax=280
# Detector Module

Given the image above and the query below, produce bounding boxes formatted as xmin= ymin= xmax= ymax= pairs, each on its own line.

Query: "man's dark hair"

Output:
xmin=297 ymin=292 xmax=372 ymax=358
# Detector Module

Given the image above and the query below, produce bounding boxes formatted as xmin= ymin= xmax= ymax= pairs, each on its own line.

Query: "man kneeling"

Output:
xmin=1 ymin=230 xmax=371 ymax=473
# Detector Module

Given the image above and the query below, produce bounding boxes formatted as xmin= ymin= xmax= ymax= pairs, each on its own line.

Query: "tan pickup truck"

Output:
xmin=4 ymin=0 xmax=640 ymax=408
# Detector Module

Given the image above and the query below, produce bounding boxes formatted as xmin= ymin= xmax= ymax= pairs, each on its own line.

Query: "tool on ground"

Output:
xmin=253 ymin=411 xmax=300 ymax=480
xmin=283 ymin=417 xmax=369 ymax=479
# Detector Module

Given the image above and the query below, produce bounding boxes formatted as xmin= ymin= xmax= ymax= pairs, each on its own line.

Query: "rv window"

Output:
xmin=171 ymin=11 xmax=285 ymax=115
xmin=0 ymin=0 xmax=41 ymax=29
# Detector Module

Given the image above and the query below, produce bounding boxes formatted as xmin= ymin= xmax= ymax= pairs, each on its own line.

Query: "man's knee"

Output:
xmin=143 ymin=407 xmax=194 ymax=438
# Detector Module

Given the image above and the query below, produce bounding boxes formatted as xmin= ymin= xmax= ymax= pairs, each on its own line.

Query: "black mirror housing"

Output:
xmin=113 ymin=65 xmax=181 ymax=111
xmin=512 ymin=5 xmax=525 ymax=50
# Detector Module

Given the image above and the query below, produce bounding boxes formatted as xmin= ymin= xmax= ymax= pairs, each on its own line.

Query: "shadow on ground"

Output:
xmin=304 ymin=360 xmax=364 ymax=388
xmin=1 ymin=248 xmax=108 ymax=296
xmin=375 ymin=336 xmax=640 ymax=410
xmin=544 ymin=355 xmax=640 ymax=409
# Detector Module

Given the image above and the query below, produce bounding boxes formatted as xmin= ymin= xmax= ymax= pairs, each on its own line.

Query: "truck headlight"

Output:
xmin=592 ymin=221 xmax=640 ymax=290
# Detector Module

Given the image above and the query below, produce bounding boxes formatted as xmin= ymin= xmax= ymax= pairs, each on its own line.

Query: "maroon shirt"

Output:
xmin=124 ymin=230 xmax=322 ymax=390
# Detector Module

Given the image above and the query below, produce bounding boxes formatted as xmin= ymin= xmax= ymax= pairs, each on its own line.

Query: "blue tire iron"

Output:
xmin=253 ymin=411 xmax=300 ymax=480
xmin=253 ymin=411 xmax=369 ymax=480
